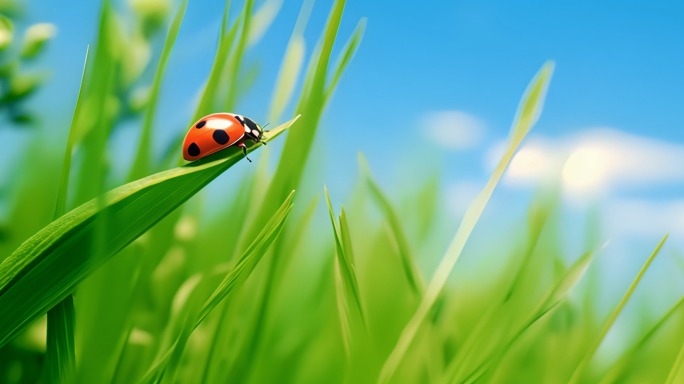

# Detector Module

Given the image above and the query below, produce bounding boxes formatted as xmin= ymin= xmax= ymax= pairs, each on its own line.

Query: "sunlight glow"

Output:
xmin=562 ymin=147 xmax=610 ymax=191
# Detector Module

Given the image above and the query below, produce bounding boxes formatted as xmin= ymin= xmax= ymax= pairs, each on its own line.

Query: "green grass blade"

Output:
xmin=665 ymin=340 xmax=684 ymax=384
xmin=192 ymin=5 xmax=240 ymax=123
xmin=247 ymin=0 xmax=281 ymax=47
xmin=599 ymin=294 xmax=684 ymax=384
xmin=243 ymin=0 xmax=347 ymax=245
xmin=54 ymin=46 xmax=89 ymax=219
xmin=359 ymin=152 xmax=423 ymax=296
xmin=339 ymin=205 xmax=366 ymax=325
xmin=455 ymin=251 xmax=594 ymax=384
xmin=223 ymin=0 xmax=254 ymax=111
xmin=139 ymin=193 xmax=294 ymax=384
xmin=324 ymin=17 xmax=365 ymax=103
xmin=325 ymin=187 xmax=366 ymax=352
xmin=46 ymin=294 xmax=75 ymax=384
xmin=46 ymin=46 xmax=89 ymax=384
xmin=195 ymin=191 xmax=294 ymax=326
xmin=568 ymin=234 xmax=669 ymax=384
xmin=128 ymin=0 xmax=189 ymax=181
xmin=378 ymin=62 xmax=554 ymax=384
xmin=0 ymin=117 xmax=298 ymax=348
xmin=268 ymin=0 xmax=314 ymax=123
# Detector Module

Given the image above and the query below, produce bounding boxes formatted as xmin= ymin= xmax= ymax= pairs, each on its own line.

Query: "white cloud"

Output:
xmin=485 ymin=128 xmax=684 ymax=195
xmin=425 ymin=111 xmax=486 ymax=149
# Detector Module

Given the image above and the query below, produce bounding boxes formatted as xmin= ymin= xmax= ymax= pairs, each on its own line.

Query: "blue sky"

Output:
xmin=7 ymin=0 xmax=684 ymax=265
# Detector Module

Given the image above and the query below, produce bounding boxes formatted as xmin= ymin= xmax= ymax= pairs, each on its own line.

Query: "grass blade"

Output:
xmin=223 ymin=0 xmax=254 ymax=111
xmin=46 ymin=46 xmax=89 ymax=384
xmin=195 ymin=191 xmax=295 ymax=326
xmin=268 ymin=0 xmax=314 ymax=123
xmin=325 ymin=187 xmax=365 ymax=354
xmin=243 ymin=0 xmax=348 ymax=245
xmin=567 ymin=234 xmax=669 ymax=384
xmin=139 ymin=192 xmax=294 ymax=384
xmin=46 ymin=295 xmax=75 ymax=384
xmin=599 ymin=294 xmax=684 ymax=384
xmin=378 ymin=62 xmax=554 ymax=384
xmin=53 ymin=46 xmax=89 ymax=219
xmin=666 ymin=340 xmax=684 ymax=384
xmin=0 ymin=117 xmax=298 ymax=348
xmin=192 ymin=3 xmax=240 ymax=123
xmin=455 ymin=251 xmax=594 ymax=384
xmin=324 ymin=17 xmax=365 ymax=103
xmin=128 ymin=0 xmax=189 ymax=181
xmin=359 ymin=152 xmax=423 ymax=296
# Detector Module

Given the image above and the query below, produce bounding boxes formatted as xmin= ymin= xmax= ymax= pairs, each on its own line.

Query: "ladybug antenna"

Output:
xmin=262 ymin=122 xmax=270 ymax=129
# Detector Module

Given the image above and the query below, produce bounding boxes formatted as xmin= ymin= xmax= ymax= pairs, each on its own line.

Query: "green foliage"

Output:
xmin=0 ymin=1 xmax=679 ymax=384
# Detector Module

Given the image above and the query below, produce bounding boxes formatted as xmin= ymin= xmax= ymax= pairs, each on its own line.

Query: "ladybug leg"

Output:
xmin=238 ymin=143 xmax=252 ymax=162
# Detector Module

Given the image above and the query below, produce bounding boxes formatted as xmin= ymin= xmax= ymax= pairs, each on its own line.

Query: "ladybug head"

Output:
xmin=243 ymin=117 xmax=264 ymax=143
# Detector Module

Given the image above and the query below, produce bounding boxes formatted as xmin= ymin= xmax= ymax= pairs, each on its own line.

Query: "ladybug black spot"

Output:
xmin=188 ymin=142 xmax=200 ymax=157
xmin=213 ymin=129 xmax=230 ymax=145
xmin=234 ymin=115 xmax=245 ymax=126
xmin=196 ymin=121 xmax=206 ymax=129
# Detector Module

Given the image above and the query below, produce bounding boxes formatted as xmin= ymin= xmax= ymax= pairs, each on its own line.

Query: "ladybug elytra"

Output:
xmin=182 ymin=113 xmax=265 ymax=162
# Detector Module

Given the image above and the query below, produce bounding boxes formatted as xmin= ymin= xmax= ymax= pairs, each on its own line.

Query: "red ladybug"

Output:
xmin=182 ymin=113 xmax=265 ymax=162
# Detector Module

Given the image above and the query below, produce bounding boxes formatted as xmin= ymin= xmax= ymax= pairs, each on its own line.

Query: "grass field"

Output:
xmin=0 ymin=1 xmax=681 ymax=383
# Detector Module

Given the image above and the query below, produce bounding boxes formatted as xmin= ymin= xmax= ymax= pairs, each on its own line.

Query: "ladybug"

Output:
xmin=182 ymin=113 xmax=265 ymax=162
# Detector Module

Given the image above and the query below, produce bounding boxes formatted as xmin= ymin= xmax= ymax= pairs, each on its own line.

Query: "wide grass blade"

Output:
xmin=567 ymin=234 xmax=669 ymax=384
xmin=0 ymin=117 xmax=298 ymax=348
xmin=359 ymin=152 xmax=423 ymax=296
xmin=378 ymin=62 xmax=554 ymax=384
xmin=128 ymin=0 xmax=189 ymax=181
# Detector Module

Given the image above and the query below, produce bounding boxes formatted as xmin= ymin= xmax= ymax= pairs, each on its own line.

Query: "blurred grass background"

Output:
xmin=0 ymin=0 xmax=683 ymax=383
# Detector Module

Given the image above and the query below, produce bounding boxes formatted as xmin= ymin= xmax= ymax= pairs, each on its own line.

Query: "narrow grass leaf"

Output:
xmin=0 ymin=117 xmax=298 ymax=348
xmin=268 ymin=0 xmax=314 ymax=122
xmin=140 ymin=192 xmax=294 ymax=384
xmin=325 ymin=187 xmax=365 ymax=351
xmin=247 ymin=0 xmax=281 ymax=47
xmin=195 ymin=191 xmax=294 ymax=326
xmin=54 ymin=46 xmax=89 ymax=219
xmin=224 ymin=0 xmax=254 ymax=111
xmin=665 ymin=341 xmax=684 ymax=384
xmin=455 ymin=251 xmax=594 ymax=384
xmin=128 ymin=0 xmax=189 ymax=181
xmin=193 ymin=9 xmax=241 ymax=123
xmin=46 ymin=46 xmax=89 ymax=384
xmin=568 ymin=234 xmax=668 ymax=384
xmin=599 ymin=294 xmax=684 ymax=384
xmin=378 ymin=62 xmax=554 ymax=384
xmin=324 ymin=17 xmax=365 ymax=103
xmin=359 ymin=152 xmax=423 ymax=296
xmin=46 ymin=295 xmax=76 ymax=384
xmin=244 ymin=0 xmax=347 ymax=244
